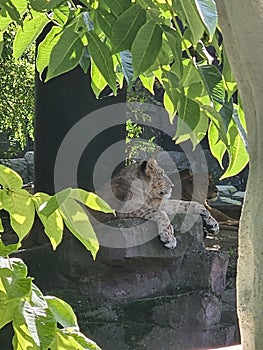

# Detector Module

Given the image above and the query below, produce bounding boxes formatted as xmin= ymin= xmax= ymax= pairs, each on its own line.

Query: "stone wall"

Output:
xmin=16 ymin=215 xmax=239 ymax=350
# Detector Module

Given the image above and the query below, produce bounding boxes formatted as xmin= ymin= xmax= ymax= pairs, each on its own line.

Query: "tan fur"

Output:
xmin=91 ymin=159 xmax=219 ymax=249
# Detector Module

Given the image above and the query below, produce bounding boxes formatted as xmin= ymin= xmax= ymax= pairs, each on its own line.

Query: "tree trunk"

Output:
xmin=216 ymin=1 xmax=263 ymax=349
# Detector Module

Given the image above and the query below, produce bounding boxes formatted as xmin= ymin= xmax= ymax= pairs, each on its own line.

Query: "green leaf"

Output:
xmin=29 ymin=0 xmax=64 ymax=12
xmin=120 ymin=50 xmax=134 ymax=85
xmin=2 ymin=189 xmax=35 ymax=241
xmin=33 ymin=193 xmax=64 ymax=250
xmin=13 ymin=11 xmax=49 ymax=59
xmin=1 ymin=0 xmax=21 ymax=24
xmin=162 ymin=26 xmax=183 ymax=77
xmin=197 ymin=64 xmax=225 ymax=109
xmin=45 ymin=296 xmax=78 ymax=328
xmin=87 ymin=30 xmax=116 ymax=95
xmin=0 ymin=240 xmax=21 ymax=257
xmin=20 ymin=300 xmax=56 ymax=349
xmin=2 ymin=276 xmax=32 ymax=301
xmin=202 ymin=105 xmax=229 ymax=145
xmin=59 ymin=198 xmax=99 ymax=260
xmin=111 ymin=4 xmax=146 ymax=53
xmin=0 ymin=218 xmax=3 ymax=233
xmin=9 ymin=258 xmax=28 ymax=278
xmin=99 ymin=0 xmax=131 ymax=17
xmin=0 ymin=165 xmax=23 ymax=190
xmin=0 ymin=294 xmax=19 ymax=330
xmin=46 ymin=24 xmax=84 ymax=81
xmin=208 ymin=121 xmax=227 ymax=168
xmin=182 ymin=59 xmax=201 ymax=87
xmin=54 ymin=329 xmax=102 ymax=350
xmin=175 ymin=95 xmax=200 ymax=140
xmin=95 ymin=9 xmax=116 ymax=39
xmin=36 ymin=26 xmax=62 ymax=77
xmin=194 ymin=0 xmax=217 ymax=39
xmin=164 ymin=91 xmax=177 ymax=123
xmin=162 ymin=69 xmax=180 ymax=123
xmin=79 ymin=46 xmax=90 ymax=74
xmin=221 ymin=121 xmax=249 ymax=179
xmin=39 ymin=188 xmax=72 ymax=217
xmin=70 ymin=188 xmax=114 ymax=214
xmin=90 ymin=60 xmax=107 ymax=98
xmin=222 ymin=47 xmax=237 ymax=98
xmin=12 ymin=313 xmax=39 ymax=350
xmin=190 ymin=110 xmax=209 ymax=148
xmin=177 ymin=0 xmax=205 ymax=44
xmin=131 ymin=21 xmax=162 ymax=78
xmin=140 ymin=74 xmax=155 ymax=94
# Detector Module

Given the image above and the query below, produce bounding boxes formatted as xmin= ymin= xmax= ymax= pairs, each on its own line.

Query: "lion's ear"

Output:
xmin=140 ymin=159 xmax=157 ymax=177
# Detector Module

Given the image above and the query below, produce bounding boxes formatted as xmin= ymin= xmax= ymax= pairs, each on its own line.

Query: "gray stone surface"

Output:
xmin=0 ymin=151 xmax=34 ymax=183
xmin=14 ymin=212 xmax=234 ymax=349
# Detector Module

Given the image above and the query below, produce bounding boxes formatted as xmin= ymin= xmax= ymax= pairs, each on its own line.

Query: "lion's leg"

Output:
xmin=117 ymin=205 xmax=177 ymax=249
xmin=160 ymin=199 xmax=219 ymax=234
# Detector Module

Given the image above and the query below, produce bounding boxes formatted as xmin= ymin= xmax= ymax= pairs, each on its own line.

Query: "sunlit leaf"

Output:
xmin=20 ymin=300 xmax=56 ymax=349
xmin=39 ymin=188 xmax=71 ymax=217
xmin=0 ymin=165 xmax=23 ymax=190
xmin=46 ymin=24 xmax=84 ymax=81
xmin=177 ymin=0 xmax=204 ymax=44
xmin=36 ymin=26 xmax=62 ymax=78
xmin=13 ymin=11 xmax=49 ymax=59
xmin=194 ymin=0 xmax=217 ymax=39
xmin=190 ymin=110 xmax=209 ymax=148
xmin=139 ymin=74 xmax=155 ymax=94
xmin=70 ymin=188 xmax=114 ymax=214
xmin=33 ymin=192 xmax=64 ymax=250
xmin=221 ymin=121 xmax=249 ymax=179
xmin=208 ymin=121 xmax=227 ymax=168
xmin=197 ymin=64 xmax=225 ymax=109
xmin=2 ymin=189 xmax=35 ymax=241
xmin=29 ymin=0 xmax=64 ymax=12
xmin=59 ymin=198 xmax=99 ymax=259
xmin=90 ymin=60 xmax=107 ymax=98
xmin=0 ymin=240 xmax=21 ymax=256
xmin=45 ymin=296 xmax=78 ymax=329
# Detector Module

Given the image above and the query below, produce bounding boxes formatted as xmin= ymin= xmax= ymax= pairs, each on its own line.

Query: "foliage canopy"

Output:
xmin=0 ymin=0 xmax=249 ymax=177
xmin=0 ymin=28 xmax=34 ymax=157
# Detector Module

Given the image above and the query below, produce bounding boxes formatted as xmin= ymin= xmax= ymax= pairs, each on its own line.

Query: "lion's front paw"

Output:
xmin=200 ymin=209 xmax=220 ymax=235
xmin=164 ymin=236 xmax=177 ymax=249
xmin=159 ymin=225 xmax=177 ymax=249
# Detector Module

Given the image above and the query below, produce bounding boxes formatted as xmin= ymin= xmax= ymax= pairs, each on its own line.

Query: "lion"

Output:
xmin=91 ymin=159 xmax=219 ymax=249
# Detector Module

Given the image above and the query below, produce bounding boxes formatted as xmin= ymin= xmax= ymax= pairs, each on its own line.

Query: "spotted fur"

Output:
xmin=98 ymin=159 xmax=219 ymax=249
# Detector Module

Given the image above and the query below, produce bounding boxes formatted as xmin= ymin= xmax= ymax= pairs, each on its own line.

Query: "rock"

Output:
xmin=216 ymin=185 xmax=238 ymax=197
xmin=48 ymin=290 xmax=236 ymax=350
xmin=232 ymin=191 xmax=245 ymax=201
xmin=216 ymin=197 xmax=242 ymax=206
xmin=0 ymin=158 xmax=29 ymax=183
xmin=24 ymin=151 xmax=34 ymax=182
xmin=14 ymin=212 xmax=233 ymax=349
xmin=0 ymin=151 xmax=34 ymax=184
xmin=15 ymin=214 xmax=228 ymax=300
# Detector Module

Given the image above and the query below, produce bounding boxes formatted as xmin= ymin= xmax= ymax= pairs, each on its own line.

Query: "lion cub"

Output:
xmin=94 ymin=159 xmax=219 ymax=249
